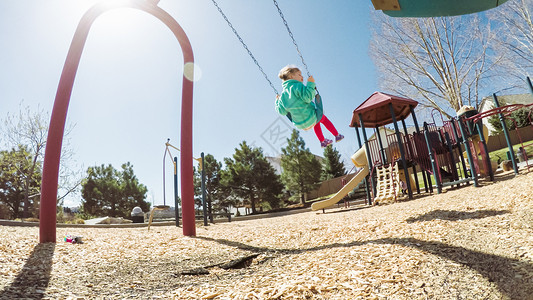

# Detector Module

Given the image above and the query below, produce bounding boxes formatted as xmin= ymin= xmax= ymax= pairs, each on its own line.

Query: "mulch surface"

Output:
xmin=0 ymin=170 xmax=532 ymax=299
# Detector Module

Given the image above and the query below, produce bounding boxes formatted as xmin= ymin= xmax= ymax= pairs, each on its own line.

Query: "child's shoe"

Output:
xmin=321 ymin=139 xmax=333 ymax=148
xmin=335 ymin=134 xmax=344 ymax=142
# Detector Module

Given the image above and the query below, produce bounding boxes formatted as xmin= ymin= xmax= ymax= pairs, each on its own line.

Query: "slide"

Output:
xmin=311 ymin=147 xmax=369 ymax=211
xmin=311 ymin=165 xmax=369 ymax=211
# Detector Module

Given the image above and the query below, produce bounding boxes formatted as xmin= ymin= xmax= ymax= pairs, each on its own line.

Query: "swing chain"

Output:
xmin=272 ymin=0 xmax=310 ymax=78
xmin=210 ymin=0 xmax=280 ymax=95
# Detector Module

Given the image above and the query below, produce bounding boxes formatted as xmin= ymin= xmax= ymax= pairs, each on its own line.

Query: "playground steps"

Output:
xmin=374 ymin=162 xmax=407 ymax=204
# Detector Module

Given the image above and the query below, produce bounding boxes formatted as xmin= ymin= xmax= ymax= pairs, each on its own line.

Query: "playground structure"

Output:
xmin=311 ymin=147 xmax=369 ymax=211
xmin=162 ymin=140 xmax=220 ymax=226
xmin=210 ymin=0 xmax=521 ymax=212
xmin=36 ymin=0 xmax=521 ymax=241
xmin=312 ymin=86 xmax=533 ymax=211
xmin=161 ymin=139 xmax=184 ymax=227
xmin=371 ymin=0 xmax=509 ymax=17
xmin=465 ymin=95 xmax=533 ymax=173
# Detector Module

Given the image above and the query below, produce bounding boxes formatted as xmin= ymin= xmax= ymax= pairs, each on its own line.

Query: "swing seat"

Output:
xmin=371 ymin=0 xmax=508 ymax=17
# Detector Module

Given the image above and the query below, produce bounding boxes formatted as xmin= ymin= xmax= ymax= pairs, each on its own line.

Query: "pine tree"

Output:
xmin=81 ymin=163 xmax=149 ymax=217
xmin=193 ymin=154 xmax=235 ymax=214
xmin=322 ymin=146 xmax=346 ymax=180
xmin=280 ymin=130 xmax=322 ymax=205
xmin=222 ymin=142 xmax=283 ymax=214
xmin=487 ymin=107 xmax=532 ymax=135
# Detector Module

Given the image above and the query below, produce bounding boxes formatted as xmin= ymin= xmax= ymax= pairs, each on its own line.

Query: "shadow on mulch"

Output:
xmin=0 ymin=243 xmax=55 ymax=300
xmin=405 ymin=209 xmax=510 ymax=223
xmin=377 ymin=238 xmax=533 ymax=300
xmin=477 ymin=169 xmax=531 ymax=187
xmin=196 ymin=236 xmax=533 ymax=299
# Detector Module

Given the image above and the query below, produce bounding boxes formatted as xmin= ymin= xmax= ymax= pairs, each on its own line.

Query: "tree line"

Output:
xmin=193 ymin=130 xmax=346 ymax=216
xmin=80 ymin=129 xmax=347 ymax=218
xmin=3 ymin=0 xmax=531 ymax=219
xmin=0 ymin=105 xmax=347 ymax=220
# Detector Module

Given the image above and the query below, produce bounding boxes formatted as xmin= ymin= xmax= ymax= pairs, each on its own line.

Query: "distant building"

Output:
xmin=479 ymin=93 xmax=533 ymax=135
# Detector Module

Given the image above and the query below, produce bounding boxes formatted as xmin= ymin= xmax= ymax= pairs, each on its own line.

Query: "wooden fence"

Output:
xmin=487 ymin=126 xmax=533 ymax=152
xmin=307 ymin=172 xmax=367 ymax=200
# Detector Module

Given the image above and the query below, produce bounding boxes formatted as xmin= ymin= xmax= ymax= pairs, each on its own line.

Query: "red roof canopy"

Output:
xmin=350 ymin=92 xmax=419 ymax=128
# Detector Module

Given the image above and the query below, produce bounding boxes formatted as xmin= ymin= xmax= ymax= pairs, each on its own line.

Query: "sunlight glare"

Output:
xmin=184 ymin=62 xmax=202 ymax=82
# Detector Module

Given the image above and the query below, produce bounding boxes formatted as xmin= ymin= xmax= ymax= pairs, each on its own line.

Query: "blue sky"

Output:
xmin=1 ymin=0 xmax=379 ymax=208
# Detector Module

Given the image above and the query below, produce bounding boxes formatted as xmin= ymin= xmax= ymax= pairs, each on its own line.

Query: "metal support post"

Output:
xmin=492 ymin=93 xmax=519 ymax=174
xmin=201 ymin=152 xmax=208 ymax=226
xmin=475 ymin=122 xmax=494 ymax=181
xmin=458 ymin=117 xmax=479 ymax=187
xmin=355 ymin=127 xmax=372 ymax=205
xmin=423 ymin=122 xmax=442 ymax=193
xmin=174 ymin=157 xmax=180 ymax=227
xmin=375 ymin=127 xmax=387 ymax=165
xmin=359 ymin=115 xmax=375 ymax=205
xmin=390 ymin=104 xmax=413 ymax=199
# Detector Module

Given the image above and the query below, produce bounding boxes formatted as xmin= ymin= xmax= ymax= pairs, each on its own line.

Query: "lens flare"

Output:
xmin=184 ymin=62 xmax=201 ymax=82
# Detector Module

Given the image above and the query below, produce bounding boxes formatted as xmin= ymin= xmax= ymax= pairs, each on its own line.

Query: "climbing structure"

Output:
xmin=374 ymin=162 xmax=402 ymax=204
xmin=351 ymin=91 xmax=489 ymax=204
xmin=373 ymin=161 xmax=414 ymax=204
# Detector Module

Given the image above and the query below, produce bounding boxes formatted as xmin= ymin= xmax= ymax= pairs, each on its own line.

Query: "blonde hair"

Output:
xmin=278 ymin=65 xmax=300 ymax=81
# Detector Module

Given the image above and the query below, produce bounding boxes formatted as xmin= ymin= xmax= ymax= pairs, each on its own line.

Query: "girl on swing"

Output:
xmin=275 ymin=65 xmax=343 ymax=147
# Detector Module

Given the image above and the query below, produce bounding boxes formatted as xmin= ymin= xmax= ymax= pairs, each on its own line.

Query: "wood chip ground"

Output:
xmin=0 ymin=171 xmax=532 ymax=299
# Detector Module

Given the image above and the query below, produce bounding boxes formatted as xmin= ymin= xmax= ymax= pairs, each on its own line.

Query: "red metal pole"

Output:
xmin=40 ymin=3 xmax=98 ymax=243
xmin=155 ymin=4 xmax=195 ymax=237
xmin=180 ymin=70 xmax=195 ymax=236
xmin=40 ymin=0 xmax=195 ymax=242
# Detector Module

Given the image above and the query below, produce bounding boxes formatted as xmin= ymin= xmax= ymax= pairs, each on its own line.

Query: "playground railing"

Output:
xmin=442 ymin=119 xmax=461 ymax=144
xmin=367 ymin=138 xmax=386 ymax=167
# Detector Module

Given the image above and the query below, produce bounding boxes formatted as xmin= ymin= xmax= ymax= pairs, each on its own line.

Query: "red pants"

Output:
xmin=313 ymin=115 xmax=339 ymax=142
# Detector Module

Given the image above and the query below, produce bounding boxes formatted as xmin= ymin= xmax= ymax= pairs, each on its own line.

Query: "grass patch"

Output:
xmin=488 ymin=143 xmax=533 ymax=163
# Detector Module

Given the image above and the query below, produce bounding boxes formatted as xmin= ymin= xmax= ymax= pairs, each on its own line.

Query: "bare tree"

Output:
xmin=488 ymin=0 xmax=533 ymax=85
xmin=1 ymin=102 xmax=81 ymax=217
xmin=369 ymin=13 xmax=504 ymax=118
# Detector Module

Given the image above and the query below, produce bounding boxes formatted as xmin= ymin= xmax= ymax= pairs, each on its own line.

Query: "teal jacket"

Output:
xmin=275 ymin=79 xmax=317 ymax=129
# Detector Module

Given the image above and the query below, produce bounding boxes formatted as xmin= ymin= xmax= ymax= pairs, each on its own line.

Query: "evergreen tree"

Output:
xmin=221 ymin=142 xmax=283 ymax=214
xmin=194 ymin=154 xmax=235 ymax=213
xmin=81 ymin=164 xmax=120 ymax=217
xmin=280 ymin=130 xmax=322 ymax=205
xmin=120 ymin=162 xmax=150 ymax=212
xmin=81 ymin=163 xmax=149 ymax=217
xmin=193 ymin=165 xmax=202 ymax=211
xmin=487 ymin=107 xmax=532 ymax=135
xmin=322 ymin=146 xmax=346 ymax=180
